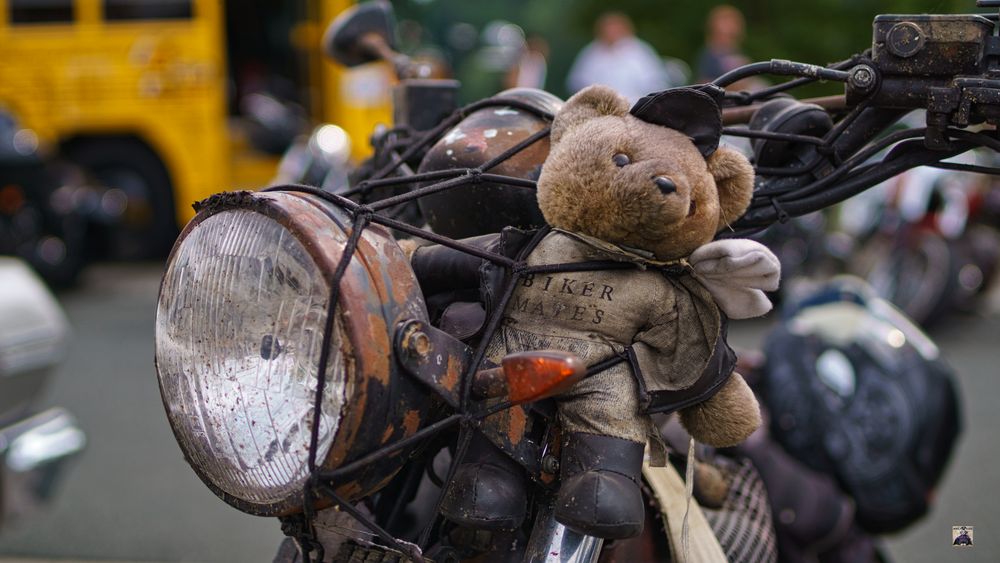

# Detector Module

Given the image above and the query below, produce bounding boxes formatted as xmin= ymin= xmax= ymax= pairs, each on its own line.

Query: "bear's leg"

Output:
xmin=440 ymin=433 xmax=528 ymax=530
xmin=553 ymin=369 xmax=647 ymax=539
xmin=555 ymin=432 xmax=646 ymax=539
xmin=678 ymin=371 xmax=761 ymax=448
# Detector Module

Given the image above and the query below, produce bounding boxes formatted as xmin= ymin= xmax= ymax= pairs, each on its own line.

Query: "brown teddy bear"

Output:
xmin=428 ymin=84 xmax=780 ymax=539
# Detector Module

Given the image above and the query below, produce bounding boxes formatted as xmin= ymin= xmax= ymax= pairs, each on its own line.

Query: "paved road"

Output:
xmin=0 ymin=263 xmax=997 ymax=561
xmin=0 ymin=264 xmax=282 ymax=562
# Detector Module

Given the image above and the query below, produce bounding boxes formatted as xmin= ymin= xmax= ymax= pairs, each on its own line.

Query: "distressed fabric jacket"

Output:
xmin=486 ymin=229 xmax=730 ymax=413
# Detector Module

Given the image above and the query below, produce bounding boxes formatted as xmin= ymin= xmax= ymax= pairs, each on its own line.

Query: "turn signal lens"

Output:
xmin=501 ymin=350 xmax=585 ymax=404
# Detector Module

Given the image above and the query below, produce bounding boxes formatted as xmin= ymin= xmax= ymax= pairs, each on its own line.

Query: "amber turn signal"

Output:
xmin=501 ymin=350 xmax=586 ymax=404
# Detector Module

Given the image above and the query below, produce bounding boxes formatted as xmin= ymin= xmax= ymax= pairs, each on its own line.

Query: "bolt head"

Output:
xmin=887 ymin=21 xmax=925 ymax=58
xmin=848 ymin=65 xmax=876 ymax=92
xmin=541 ymin=455 xmax=560 ymax=474
xmin=409 ymin=331 xmax=431 ymax=357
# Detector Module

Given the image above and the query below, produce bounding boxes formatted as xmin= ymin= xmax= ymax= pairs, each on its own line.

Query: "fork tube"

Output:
xmin=525 ymin=495 xmax=604 ymax=563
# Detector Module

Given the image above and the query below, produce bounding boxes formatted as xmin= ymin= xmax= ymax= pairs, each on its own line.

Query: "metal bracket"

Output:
xmin=393 ymin=318 xmax=553 ymax=483
xmin=394 ymin=318 xmax=479 ymax=409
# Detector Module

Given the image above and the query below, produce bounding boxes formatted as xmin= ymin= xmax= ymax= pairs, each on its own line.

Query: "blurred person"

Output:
xmin=505 ymin=35 xmax=549 ymax=90
xmin=566 ymin=12 xmax=671 ymax=102
xmin=697 ymin=5 xmax=763 ymax=91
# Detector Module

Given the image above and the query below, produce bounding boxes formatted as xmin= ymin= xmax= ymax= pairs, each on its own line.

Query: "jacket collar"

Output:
xmin=552 ymin=228 xmax=688 ymax=269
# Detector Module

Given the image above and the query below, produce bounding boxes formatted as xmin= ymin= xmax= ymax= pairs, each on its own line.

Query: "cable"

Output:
xmin=727 ymin=138 xmax=976 ymax=234
xmin=713 ymin=59 xmax=850 ymax=88
xmin=722 ymin=57 xmax=857 ymax=105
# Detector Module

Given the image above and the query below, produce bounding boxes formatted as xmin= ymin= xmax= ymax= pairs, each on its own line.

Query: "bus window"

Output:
xmin=103 ymin=0 xmax=192 ymax=21
xmin=225 ymin=1 xmax=308 ymax=113
xmin=10 ymin=0 xmax=74 ymax=24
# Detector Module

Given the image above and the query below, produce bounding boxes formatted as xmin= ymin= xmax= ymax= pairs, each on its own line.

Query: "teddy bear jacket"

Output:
xmin=412 ymin=226 xmax=778 ymax=416
xmin=489 ymin=228 xmax=734 ymax=414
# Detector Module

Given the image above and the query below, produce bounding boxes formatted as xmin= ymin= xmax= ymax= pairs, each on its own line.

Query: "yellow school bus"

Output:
xmin=0 ymin=0 xmax=391 ymax=258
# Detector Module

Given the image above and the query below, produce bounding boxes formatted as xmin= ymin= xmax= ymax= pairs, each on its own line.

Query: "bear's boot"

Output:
xmin=554 ymin=433 xmax=645 ymax=539
xmin=440 ymin=436 xmax=527 ymax=530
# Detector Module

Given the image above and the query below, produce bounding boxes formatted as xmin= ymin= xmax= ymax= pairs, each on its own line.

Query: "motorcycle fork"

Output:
xmin=524 ymin=493 xmax=604 ymax=563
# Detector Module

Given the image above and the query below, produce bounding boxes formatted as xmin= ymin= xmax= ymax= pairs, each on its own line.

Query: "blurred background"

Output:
xmin=1 ymin=0 xmax=999 ymax=561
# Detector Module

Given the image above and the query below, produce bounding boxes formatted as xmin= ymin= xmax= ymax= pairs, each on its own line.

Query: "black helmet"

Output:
xmin=759 ymin=277 xmax=962 ymax=533
xmin=415 ymin=88 xmax=562 ymax=238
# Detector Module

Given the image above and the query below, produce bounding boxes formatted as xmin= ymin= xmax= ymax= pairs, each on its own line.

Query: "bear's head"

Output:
xmin=537 ymin=85 xmax=755 ymax=261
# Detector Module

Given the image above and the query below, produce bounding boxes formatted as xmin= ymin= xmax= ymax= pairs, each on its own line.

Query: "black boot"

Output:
xmin=554 ymin=433 xmax=645 ymax=539
xmin=440 ymin=436 xmax=528 ymax=530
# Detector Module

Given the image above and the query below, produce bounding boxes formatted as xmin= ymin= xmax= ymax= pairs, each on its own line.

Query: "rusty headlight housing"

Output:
xmin=154 ymin=190 xmax=433 ymax=516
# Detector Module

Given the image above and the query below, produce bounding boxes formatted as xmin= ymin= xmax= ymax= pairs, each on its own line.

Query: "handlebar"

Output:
xmin=711 ymin=6 xmax=1000 ymax=235
xmin=326 ymin=1 xmax=1000 ymax=238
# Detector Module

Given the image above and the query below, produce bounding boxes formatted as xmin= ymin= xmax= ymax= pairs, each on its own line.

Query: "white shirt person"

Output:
xmin=566 ymin=12 xmax=671 ymax=103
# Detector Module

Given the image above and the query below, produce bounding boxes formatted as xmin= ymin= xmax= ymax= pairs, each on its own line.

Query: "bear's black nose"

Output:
xmin=654 ymin=176 xmax=676 ymax=195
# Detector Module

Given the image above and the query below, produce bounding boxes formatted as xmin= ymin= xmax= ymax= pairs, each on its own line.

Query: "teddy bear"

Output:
xmin=412 ymin=84 xmax=781 ymax=539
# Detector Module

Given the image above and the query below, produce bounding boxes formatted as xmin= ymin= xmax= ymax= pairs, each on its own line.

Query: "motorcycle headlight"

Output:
xmin=155 ymin=190 xmax=432 ymax=516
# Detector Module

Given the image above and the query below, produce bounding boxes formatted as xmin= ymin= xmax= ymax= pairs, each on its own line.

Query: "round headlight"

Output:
xmin=155 ymin=190 xmax=432 ymax=516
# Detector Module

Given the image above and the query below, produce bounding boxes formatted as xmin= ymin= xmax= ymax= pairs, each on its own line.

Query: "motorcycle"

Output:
xmin=0 ymin=257 xmax=86 ymax=531
xmin=734 ymin=276 xmax=961 ymax=562
xmin=153 ymin=1 xmax=993 ymax=561
xmin=845 ymin=147 xmax=1000 ymax=326
xmin=0 ymin=108 xmax=90 ymax=288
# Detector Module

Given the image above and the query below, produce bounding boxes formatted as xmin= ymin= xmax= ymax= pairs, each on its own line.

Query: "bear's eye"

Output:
xmin=612 ymin=153 xmax=631 ymax=167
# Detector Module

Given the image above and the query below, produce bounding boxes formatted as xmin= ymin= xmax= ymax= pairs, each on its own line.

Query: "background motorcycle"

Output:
xmin=735 ymin=276 xmax=961 ymax=562
xmin=0 ymin=108 xmax=90 ymax=287
xmin=840 ymin=138 xmax=1000 ymax=326
xmin=0 ymin=257 xmax=86 ymax=531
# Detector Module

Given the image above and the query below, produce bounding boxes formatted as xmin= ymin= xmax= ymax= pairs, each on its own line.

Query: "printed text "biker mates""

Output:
xmin=513 ymin=274 xmax=612 ymax=325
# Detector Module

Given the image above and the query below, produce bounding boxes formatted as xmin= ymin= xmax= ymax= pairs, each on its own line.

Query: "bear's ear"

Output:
xmin=551 ymin=85 xmax=630 ymax=144
xmin=707 ymin=146 xmax=755 ymax=232
xmin=630 ymin=85 xmax=724 ymax=157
